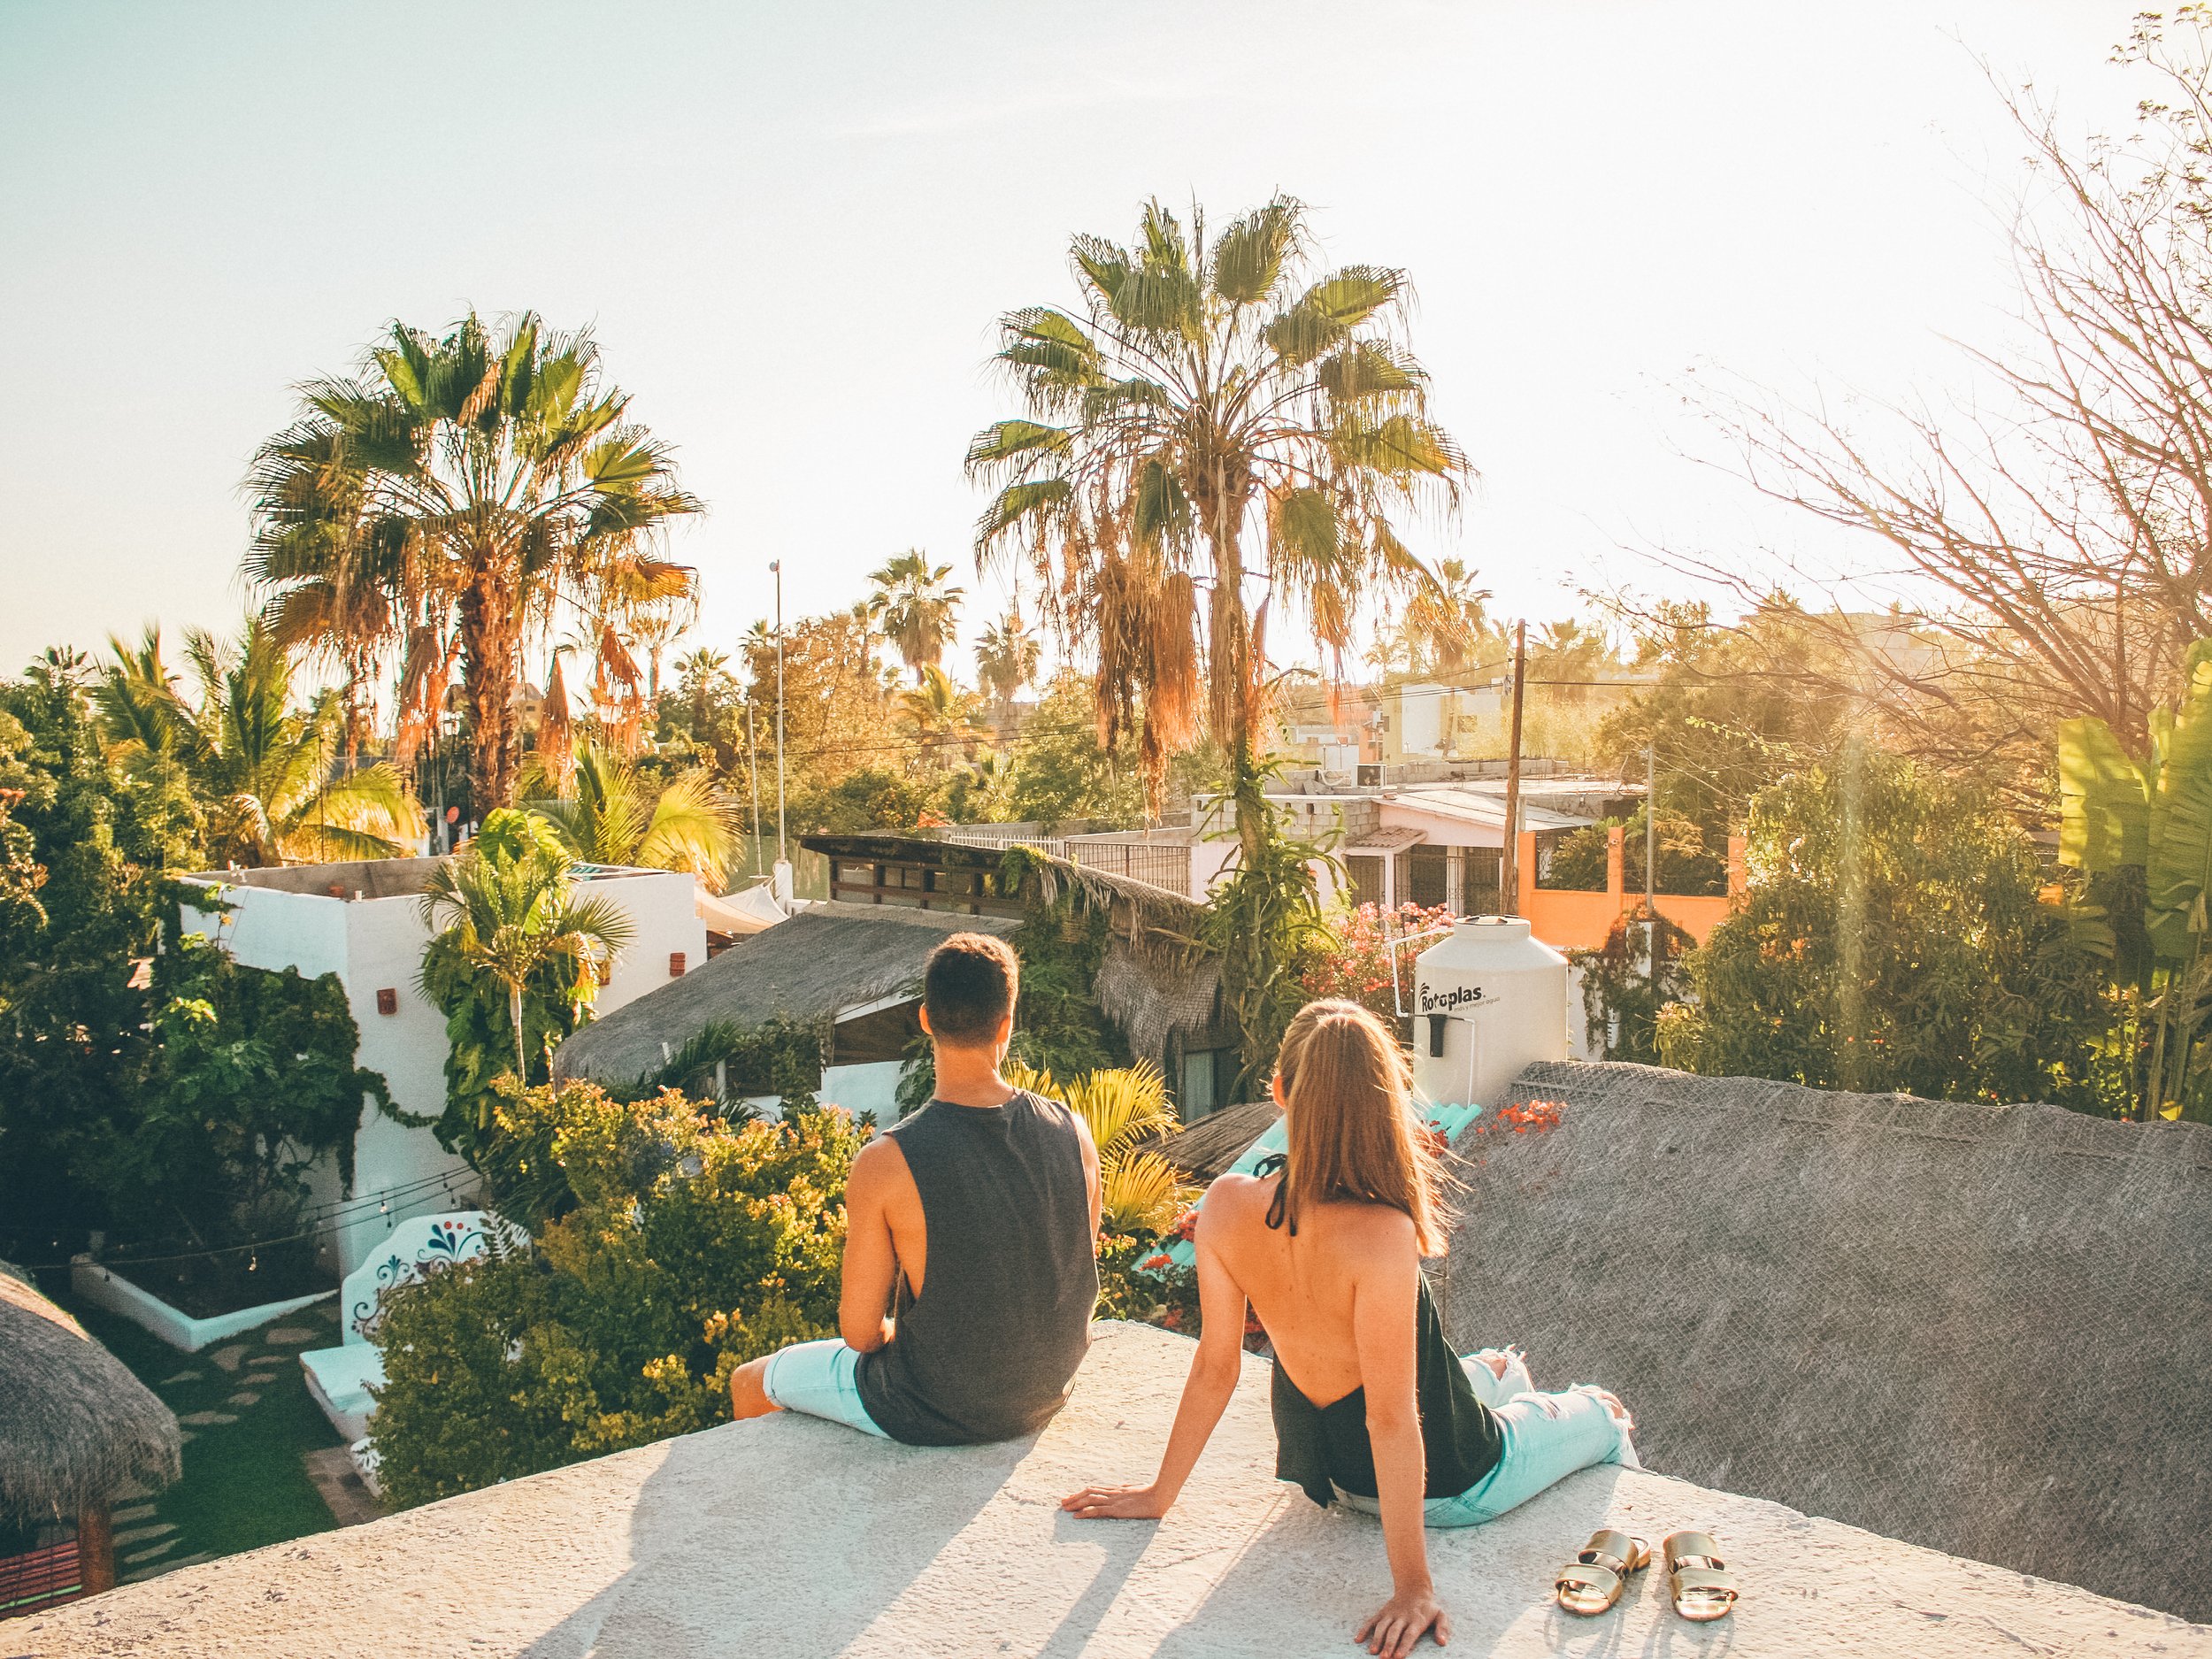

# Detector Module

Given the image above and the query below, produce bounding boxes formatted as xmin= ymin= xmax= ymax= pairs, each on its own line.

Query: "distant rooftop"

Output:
xmin=180 ymin=856 xmax=667 ymax=902
xmin=17 ymin=1321 xmax=2205 ymax=1658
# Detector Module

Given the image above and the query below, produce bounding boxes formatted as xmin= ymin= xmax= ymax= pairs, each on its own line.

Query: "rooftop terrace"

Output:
xmin=16 ymin=1323 xmax=2208 ymax=1658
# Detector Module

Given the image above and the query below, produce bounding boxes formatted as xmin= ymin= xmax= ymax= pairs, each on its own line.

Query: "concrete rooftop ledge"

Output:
xmin=20 ymin=1324 xmax=2208 ymax=1658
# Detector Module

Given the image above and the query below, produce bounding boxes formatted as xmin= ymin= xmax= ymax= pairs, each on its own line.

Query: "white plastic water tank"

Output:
xmin=1411 ymin=916 xmax=1569 ymax=1110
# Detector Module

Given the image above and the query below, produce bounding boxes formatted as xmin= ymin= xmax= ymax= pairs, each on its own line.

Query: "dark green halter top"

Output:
xmin=1255 ymin=1154 xmax=1505 ymax=1507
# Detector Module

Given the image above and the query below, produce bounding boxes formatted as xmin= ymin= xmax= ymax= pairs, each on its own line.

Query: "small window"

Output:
xmin=1180 ymin=1048 xmax=1218 ymax=1120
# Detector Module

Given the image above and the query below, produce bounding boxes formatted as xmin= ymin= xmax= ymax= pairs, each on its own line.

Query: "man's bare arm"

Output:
xmin=838 ymin=1138 xmax=906 ymax=1352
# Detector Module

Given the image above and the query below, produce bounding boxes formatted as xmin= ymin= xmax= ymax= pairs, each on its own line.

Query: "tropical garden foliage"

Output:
xmin=414 ymin=808 xmax=634 ymax=1158
xmin=1656 ymin=751 xmax=2115 ymax=1110
xmin=0 ymin=657 xmax=385 ymax=1275
xmin=369 ymin=1080 xmax=863 ymax=1507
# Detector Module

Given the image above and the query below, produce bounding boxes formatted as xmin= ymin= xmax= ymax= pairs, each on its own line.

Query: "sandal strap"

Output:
xmin=1664 ymin=1531 xmax=1724 ymax=1567
xmin=1556 ymin=1563 xmax=1622 ymax=1594
xmin=1585 ymin=1529 xmax=1640 ymax=1566
xmin=1671 ymin=1568 xmax=1740 ymax=1598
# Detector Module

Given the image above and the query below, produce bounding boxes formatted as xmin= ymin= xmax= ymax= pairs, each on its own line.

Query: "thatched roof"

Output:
xmin=0 ymin=1264 xmax=180 ymax=1525
xmin=1444 ymin=1059 xmax=2212 ymax=1624
xmin=1141 ymin=1098 xmax=1278 ymax=1182
xmin=553 ymin=902 xmax=1020 ymax=1086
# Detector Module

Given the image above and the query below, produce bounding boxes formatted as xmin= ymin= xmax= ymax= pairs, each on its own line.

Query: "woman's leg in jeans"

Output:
xmin=1425 ymin=1387 xmax=1634 ymax=1527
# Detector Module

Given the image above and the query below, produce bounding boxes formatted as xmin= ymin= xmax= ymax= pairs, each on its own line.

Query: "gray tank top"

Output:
xmin=855 ymin=1089 xmax=1097 ymax=1444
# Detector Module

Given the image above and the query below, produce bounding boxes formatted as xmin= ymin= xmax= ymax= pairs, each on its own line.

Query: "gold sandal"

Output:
xmin=1555 ymin=1529 xmax=1650 ymax=1616
xmin=1663 ymin=1531 xmax=1740 ymax=1621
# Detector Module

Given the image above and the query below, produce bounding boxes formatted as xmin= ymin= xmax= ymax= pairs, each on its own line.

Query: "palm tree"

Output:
xmin=967 ymin=196 xmax=1471 ymax=856
xmin=522 ymin=740 xmax=741 ymax=887
xmin=961 ymin=748 xmax=1019 ymax=820
xmin=1401 ymin=557 xmax=1493 ymax=676
xmin=1006 ymin=1059 xmax=1189 ymax=1232
xmin=419 ymin=808 xmax=636 ymax=1084
xmin=96 ymin=620 xmax=425 ymax=866
xmin=975 ymin=607 xmax=1042 ymax=727
xmin=245 ymin=311 xmax=703 ymax=812
xmin=673 ymin=647 xmax=733 ymax=733
xmin=894 ymin=666 xmax=991 ymax=770
xmin=1530 ymin=619 xmax=1613 ymax=704
xmin=867 ymin=550 xmax=964 ymax=682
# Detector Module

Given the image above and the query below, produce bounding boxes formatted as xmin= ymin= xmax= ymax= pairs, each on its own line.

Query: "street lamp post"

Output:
xmin=771 ymin=560 xmax=791 ymax=908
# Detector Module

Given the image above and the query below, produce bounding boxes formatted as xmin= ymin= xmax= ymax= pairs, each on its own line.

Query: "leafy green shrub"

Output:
xmin=1541 ymin=806 xmax=1726 ymax=895
xmin=370 ymin=1079 xmax=864 ymax=1508
xmin=1658 ymin=753 xmax=2116 ymax=1109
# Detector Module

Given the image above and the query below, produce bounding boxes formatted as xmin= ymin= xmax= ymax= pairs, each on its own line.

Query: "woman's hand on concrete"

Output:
xmin=1354 ymin=1585 xmax=1450 ymax=1657
xmin=1060 ymin=1481 xmax=1172 ymax=1519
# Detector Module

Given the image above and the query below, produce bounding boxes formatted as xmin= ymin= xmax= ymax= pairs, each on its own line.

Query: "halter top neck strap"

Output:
xmin=1254 ymin=1152 xmax=1295 ymax=1235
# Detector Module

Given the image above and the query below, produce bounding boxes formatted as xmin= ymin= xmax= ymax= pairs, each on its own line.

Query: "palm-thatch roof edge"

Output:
xmin=553 ymin=902 xmax=1020 ymax=1087
xmin=0 ymin=1263 xmax=180 ymax=1525
xmin=1440 ymin=1056 xmax=2212 ymax=1624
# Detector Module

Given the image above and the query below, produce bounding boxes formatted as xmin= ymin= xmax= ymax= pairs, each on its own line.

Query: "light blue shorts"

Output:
xmin=1334 ymin=1363 xmax=1634 ymax=1529
xmin=761 ymin=1338 xmax=888 ymax=1438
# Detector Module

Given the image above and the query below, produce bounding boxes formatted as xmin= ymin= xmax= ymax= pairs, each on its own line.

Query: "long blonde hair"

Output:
xmin=1273 ymin=999 xmax=1451 ymax=1256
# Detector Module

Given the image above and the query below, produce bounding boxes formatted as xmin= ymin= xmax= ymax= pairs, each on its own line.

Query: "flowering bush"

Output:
xmin=1097 ymin=1206 xmax=1267 ymax=1350
xmin=1301 ymin=902 xmax=1457 ymax=1033
xmin=369 ymin=1079 xmax=864 ymax=1508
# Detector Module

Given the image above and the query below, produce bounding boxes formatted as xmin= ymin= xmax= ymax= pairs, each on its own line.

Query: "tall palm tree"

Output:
xmin=975 ymin=606 xmax=1042 ymax=726
xmin=673 ymin=647 xmax=733 ymax=733
xmin=894 ymin=666 xmax=991 ymax=770
xmin=419 ymin=808 xmax=636 ymax=1083
xmin=521 ymin=740 xmax=741 ymax=887
xmin=96 ymin=620 xmax=424 ymax=866
xmin=244 ymin=311 xmax=703 ymax=812
xmin=867 ymin=550 xmax=964 ymax=682
xmin=967 ymin=196 xmax=1471 ymax=855
xmin=1401 ymin=557 xmax=1493 ymax=676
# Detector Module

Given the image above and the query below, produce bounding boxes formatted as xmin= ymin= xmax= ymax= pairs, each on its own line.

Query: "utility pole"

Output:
xmin=746 ymin=699 xmax=764 ymax=879
xmin=771 ymin=560 xmax=791 ymax=909
xmin=1499 ymin=619 xmax=1526 ymax=915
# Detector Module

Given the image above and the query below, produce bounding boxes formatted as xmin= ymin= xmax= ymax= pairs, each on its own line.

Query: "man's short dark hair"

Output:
xmin=923 ymin=933 xmax=1019 ymax=1047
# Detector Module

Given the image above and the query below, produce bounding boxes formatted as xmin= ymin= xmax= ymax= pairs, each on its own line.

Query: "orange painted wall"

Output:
xmin=1516 ymin=830 xmax=1745 ymax=951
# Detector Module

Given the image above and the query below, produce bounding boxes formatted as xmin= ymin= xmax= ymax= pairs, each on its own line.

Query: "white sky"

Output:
xmin=0 ymin=1 xmax=2152 ymax=679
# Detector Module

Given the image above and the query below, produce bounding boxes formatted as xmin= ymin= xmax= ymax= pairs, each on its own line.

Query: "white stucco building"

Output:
xmin=179 ymin=856 xmax=704 ymax=1278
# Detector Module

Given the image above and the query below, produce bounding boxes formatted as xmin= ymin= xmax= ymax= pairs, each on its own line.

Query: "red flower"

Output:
xmin=1141 ymin=1253 xmax=1171 ymax=1271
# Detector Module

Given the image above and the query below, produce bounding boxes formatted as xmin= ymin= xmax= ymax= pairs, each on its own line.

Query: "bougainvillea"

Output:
xmin=1301 ymin=901 xmax=1456 ymax=1034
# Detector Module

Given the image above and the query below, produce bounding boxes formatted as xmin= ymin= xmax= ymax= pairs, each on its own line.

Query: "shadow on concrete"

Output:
xmin=1148 ymin=1468 xmax=1666 ymax=1658
xmin=515 ymin=1417 xmax=1018 ymax=1658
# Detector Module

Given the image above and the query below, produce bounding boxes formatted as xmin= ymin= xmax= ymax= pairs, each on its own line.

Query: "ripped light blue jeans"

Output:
xmin=1334 ymin=1350 xmax=1639 ymax=1529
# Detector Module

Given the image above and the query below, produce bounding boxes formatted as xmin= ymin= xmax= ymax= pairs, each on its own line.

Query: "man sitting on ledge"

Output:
xmin=730 ymin=932 xmax=1102 ymax=1443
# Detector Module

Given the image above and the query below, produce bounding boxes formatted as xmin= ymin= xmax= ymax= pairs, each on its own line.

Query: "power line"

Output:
xmin=17 ymin=1175 xmax=484 ymax=1275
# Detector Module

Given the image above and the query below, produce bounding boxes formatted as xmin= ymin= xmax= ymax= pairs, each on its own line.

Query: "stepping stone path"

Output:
xmin=99 ymin=1297 xmax=355 ymax=1586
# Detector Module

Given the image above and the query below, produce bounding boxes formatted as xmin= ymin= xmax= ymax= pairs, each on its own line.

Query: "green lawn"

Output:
xmin=46 ymin=1274 xmax=348 ymax=1577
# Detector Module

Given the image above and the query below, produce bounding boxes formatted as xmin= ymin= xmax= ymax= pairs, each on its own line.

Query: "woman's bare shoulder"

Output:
xmin=1325 ymin=1200 xmax=1420 ymax=1260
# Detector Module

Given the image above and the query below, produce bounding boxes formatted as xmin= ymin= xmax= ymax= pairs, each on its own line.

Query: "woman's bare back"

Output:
xmin=1202 ymin=1170 xmax=1421 ymax=1409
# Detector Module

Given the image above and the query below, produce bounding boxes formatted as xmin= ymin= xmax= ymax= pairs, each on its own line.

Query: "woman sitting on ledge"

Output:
xmin=1064 ymin=999 xmax=1638 ymax=1658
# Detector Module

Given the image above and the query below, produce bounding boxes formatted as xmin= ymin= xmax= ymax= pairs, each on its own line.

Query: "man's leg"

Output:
xmin=729 ymin=1338 xmax=890 ymax=1438
xmin=730 ymin=1354 xmax=780 ymax=1421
